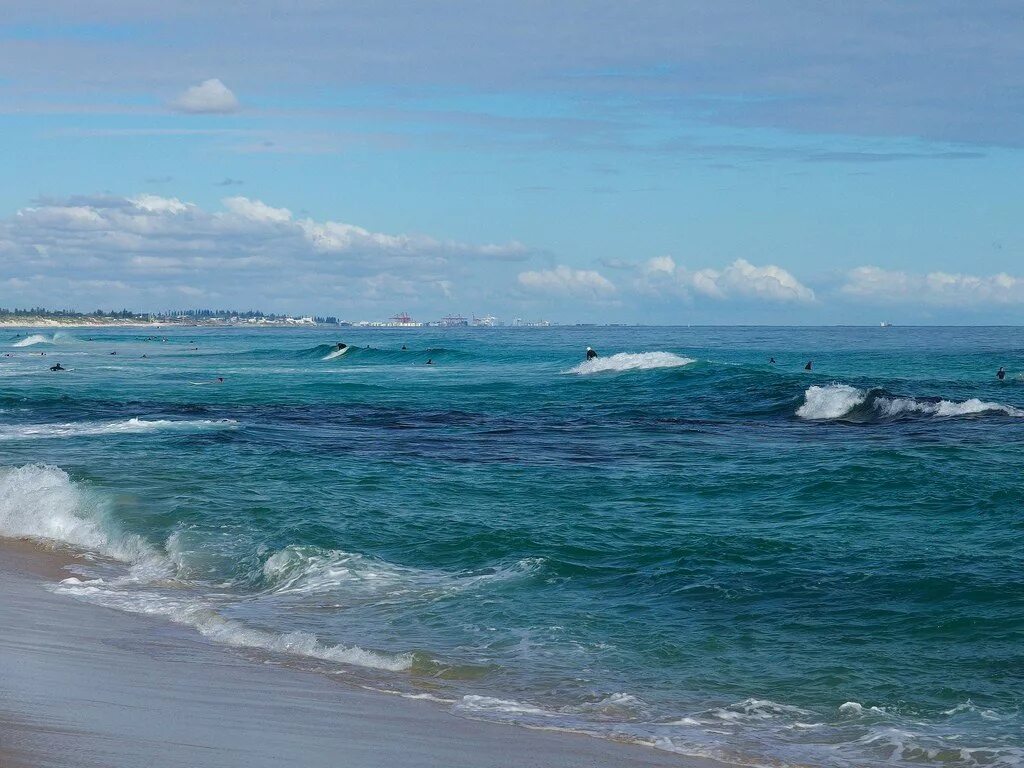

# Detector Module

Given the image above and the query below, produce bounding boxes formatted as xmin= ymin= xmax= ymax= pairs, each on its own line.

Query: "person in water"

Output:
xmin=997 ymin=367 xmax=1006 ymax=380
xmin=586 ymin=347 xmax=598 ymax=360
xmin=336 ymin=343 xmax=347 ymax=351
xmin=49 ymin=363 xmax=65 ymax=371
xmin=769 ymin=357 xmax=776 ymax=364
xmin=425 ymin=358 xmax=433 ymax=365
xmin=804 ymin=361 xmax=812 ymax=371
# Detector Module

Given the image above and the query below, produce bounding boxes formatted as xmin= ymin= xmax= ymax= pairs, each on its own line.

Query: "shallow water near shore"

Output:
xmin=1 ymin=325 xmax=1022 ymax=767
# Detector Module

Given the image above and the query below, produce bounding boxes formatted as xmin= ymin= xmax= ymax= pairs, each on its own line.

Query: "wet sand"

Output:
xmin=0 ymin=540 xmax=718 ymax=768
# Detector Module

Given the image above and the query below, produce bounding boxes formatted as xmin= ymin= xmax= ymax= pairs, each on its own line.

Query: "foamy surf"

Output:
xmin=797 ymin=384 xmax=1024 ymax=421
xmin=0 ymin=464 xmax=154 ymax=562
xmin=0 ymin=418 xmax=238 ymax=441
xmin=322 ymin=346 xmax=350 ymax=360
xmin=0 ymin=463 xmax=413 ymax=674
xmin=796 ymin=384 xmax=868 ymax=420
xmin=53 ymin=579 xmax=415 ymax=672
xmin=11 ymin=332 xmax=75 ymax=347
xmin=566 ymin=352 xmax=696 ymax=375
xmin=261 ymin=544 xmax=544 ymax=599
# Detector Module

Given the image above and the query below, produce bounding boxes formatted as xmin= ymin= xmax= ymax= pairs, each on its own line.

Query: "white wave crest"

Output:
xmin=566 ymin=352 xmax=695 ymax=375
xmin=12 ymin=332 xmax=75 ymax=347
xmin=322 ymin=346 xmax=349 ymax=360
xmin=0 ymin=418 xmax=238 ymax=441
xmin=455 ymin=695 xmax=553 ymax=717
xmin=54 ymin=580 xmax=413 ymax=672
xmin=1 ymin=465 xmax=413 ymax=675
xmin=874 ymin=396 xmax=1023 ymax=419
xmin=262 ymin=544 xmax=542 ymax=599
xmin=0 ymin=464 xmax=154 ymax=562
xmin=798 ymin=384 xmax=1024 ymax=421
xmin=796 ymin=384 xmax=866 ymax=420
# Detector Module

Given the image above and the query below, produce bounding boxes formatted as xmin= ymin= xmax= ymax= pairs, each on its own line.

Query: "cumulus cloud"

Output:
xmin=0 ymin=193 xmax=528 ymax=312
xmin=842 ymin=266 xmax=1024 ymax=305
xmin=222 ymin=196 xmax=292 ymax=223
xmin=169 ymin=78 xmax=240 ymax=114
xmin=637 ymin=256 xmax=815 ymax=303
xmin=517 ymin=265 xmax=616 ymax=298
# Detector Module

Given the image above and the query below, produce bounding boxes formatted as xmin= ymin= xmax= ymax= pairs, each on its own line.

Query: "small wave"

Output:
xmin=566 ymin=352 xmax=696 ymax=375
xmin=0 ymin=464 xmax=154 ymax=562
xmin=322 ymin=346 xmax=350 ymax=360
xmin=261 ymin=544 xmax=542 ymax=599
xmin=797 ymin=384 xmax=1024 ymax=422
xmin=797 ymin=384 xmax=868 ymax=420
xmin=0 ymin=418 xmax=237 ymax=441
xmin=455 ymin=695 xmax=554 ymax=718
xmin=54 ymin=579 xmax=414 ymax=672
xmin=12 ymin=332 xmax=75 ymax=347
xmin=0 ymin=464 xmax=413 ymax=673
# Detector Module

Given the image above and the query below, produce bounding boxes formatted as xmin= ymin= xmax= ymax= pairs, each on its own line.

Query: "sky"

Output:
xmin=1 ymin=1 xmax=1023 ymax=324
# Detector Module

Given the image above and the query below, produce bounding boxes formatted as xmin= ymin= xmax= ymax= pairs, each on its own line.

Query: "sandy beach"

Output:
xmin=0 ymin=539 xmax=716 ymax=768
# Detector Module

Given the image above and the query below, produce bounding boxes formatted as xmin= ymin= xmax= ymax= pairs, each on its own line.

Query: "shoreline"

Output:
xmin=0 ymin=537 xmax=723 ymax=768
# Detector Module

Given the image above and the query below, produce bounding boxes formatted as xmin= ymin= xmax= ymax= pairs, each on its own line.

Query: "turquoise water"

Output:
xmin=1 ymin=326 xmax=1022 ymax=767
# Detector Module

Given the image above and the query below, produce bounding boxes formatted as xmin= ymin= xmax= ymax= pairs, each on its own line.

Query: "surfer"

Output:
xmin=401 ymin=345 xmax=407 ymax=351
xmin=769 ymin=357 xmax=776 ymax=364
xmin=804 ymin=361 xmax=812 ymax=371
xmin=336 ymin=343 xmax=347 ymax=351
xmin=997 ymin=367 xmax=1006 ymax=380
xmin=425 ymin=359 xmax=433 ymax=365
xmin=586 ymin=347 xmax=598 ymax=360
xmin=49 ymin=363 xmax=65 ymax=371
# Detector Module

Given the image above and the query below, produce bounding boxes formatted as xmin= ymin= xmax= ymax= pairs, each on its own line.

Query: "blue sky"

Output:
xmin=1 ymin=1 xmax=1023 ymax=324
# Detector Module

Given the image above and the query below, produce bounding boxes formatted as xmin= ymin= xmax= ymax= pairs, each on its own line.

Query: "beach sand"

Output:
xmin=0 ymin=540 xmax=718 ymax=768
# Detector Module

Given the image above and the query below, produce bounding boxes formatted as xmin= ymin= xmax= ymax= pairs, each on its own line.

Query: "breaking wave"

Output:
xmin=0 ymin=464 xmax=415 ymax=673
xmin=567 ymin=352 xmax=696 ymax=375
xmin=0 ymin=418 xmax=237 ymax=441
xmin=12 ymin=332 xmax=75 ymax=347
xmin=797 ymin=384 xmax=1024 ymax=422
xmin=321 ymin=345 xmax=350 ymax=360
xmin=261 ymin=544 xmax=543 ymax=599
xmin=0 ymin=465 xmax=154 ymax=562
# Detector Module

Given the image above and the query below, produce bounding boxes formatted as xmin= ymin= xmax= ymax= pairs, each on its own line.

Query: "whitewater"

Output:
xmin=0 ymin=325 xmax=1021 ymax=768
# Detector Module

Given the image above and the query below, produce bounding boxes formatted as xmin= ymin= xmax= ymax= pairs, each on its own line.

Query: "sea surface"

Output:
xmin=1 ymin=325 xmax=1022 ymax=767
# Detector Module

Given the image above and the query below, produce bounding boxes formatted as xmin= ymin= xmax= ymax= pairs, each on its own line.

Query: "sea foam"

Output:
xmin=12 ymin=332 xmax=74 ymax=347
xmin=567 ymin=352 xmax=695 ymax=375
xmin=797 ymin=384 xmax=1023 ymax=421
xmin=322 ymin=346 xmax=350 ymax=360
xmin=0 ymin=463 xmax=413 ymax=674
xmin=0 ymin=418 xmax=238 ymax=441
xmin=0 ymin=464 xmax=153 ymax=562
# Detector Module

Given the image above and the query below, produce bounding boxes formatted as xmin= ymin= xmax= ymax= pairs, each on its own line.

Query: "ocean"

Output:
xmin=0 ymin=325 xmax=1021 ymax=767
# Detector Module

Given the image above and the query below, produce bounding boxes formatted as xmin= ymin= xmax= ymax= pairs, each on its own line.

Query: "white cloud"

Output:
xmin=644 ymin=255 xmax=676 ymax=275
xmin=517 ymin=265 xmax=616 ymax=298
xmin=222 ymin=196 xmax=292 ymax=223
xmin=0 ymin=193 xmax=529 ymax=312
xmin=169 ymin=78 xmax=240 ymax=114
xmin=636 ymin=257 xmax=815 ymax=303
xmin=702 ymin=259 xmax=815 ymax=302
xmin=842 ymin=266 xmax=1024 ymax=305
xmin=130 ymin=194 xmax=192 ymax=214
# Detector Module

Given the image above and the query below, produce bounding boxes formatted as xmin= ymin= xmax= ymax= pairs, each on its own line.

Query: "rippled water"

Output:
xmin=1 ymin=325 xmax=1022 ymax=767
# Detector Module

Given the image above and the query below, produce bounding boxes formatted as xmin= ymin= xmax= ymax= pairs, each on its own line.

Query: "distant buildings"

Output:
xmin=471 ymin=314 xmax=502 ymax=327
xmin=354 ymin=312 xmax=424 ymax=328
xmin=0 ymin=305 xmax=555 ymax=328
